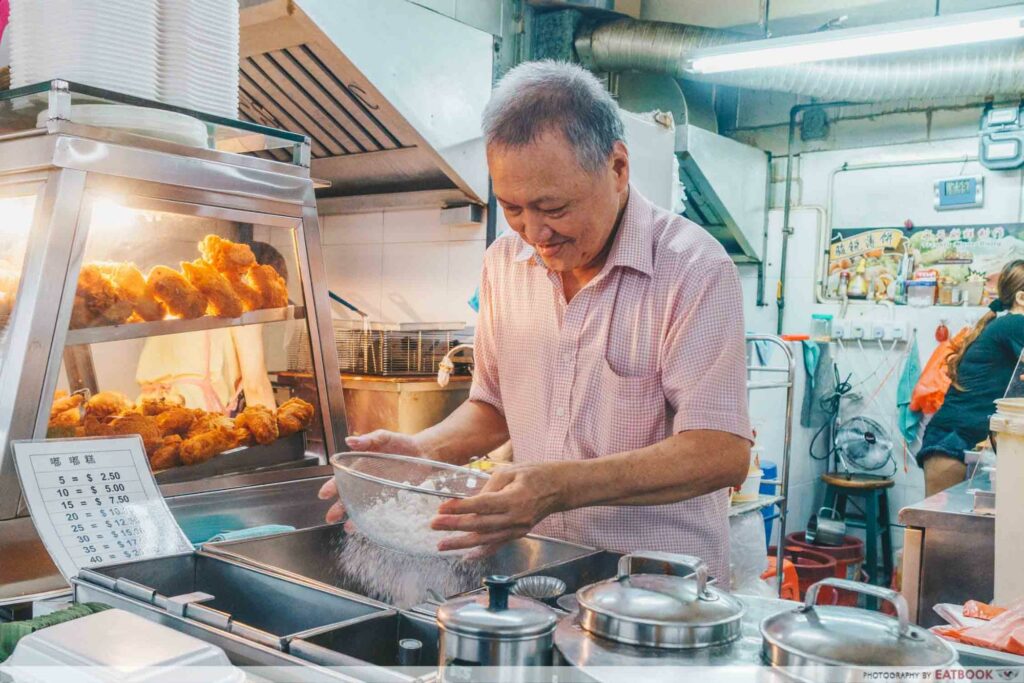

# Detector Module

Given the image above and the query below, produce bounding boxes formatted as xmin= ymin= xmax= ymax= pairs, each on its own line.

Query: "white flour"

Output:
xmin=350 ymin=477 xmax=473 ymax=557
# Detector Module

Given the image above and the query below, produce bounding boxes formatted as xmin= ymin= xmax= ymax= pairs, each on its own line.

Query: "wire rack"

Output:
xmin=289 ymin=320 xmax=467 ymax=376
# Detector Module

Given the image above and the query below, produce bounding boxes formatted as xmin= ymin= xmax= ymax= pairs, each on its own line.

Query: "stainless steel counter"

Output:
xmin=0 ymin=473 xmax=335 ymax=608
xmin=899 ymin=471 xmax=994 ymax=627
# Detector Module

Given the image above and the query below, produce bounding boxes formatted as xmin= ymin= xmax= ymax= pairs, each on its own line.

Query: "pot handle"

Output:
xmin=617 ymin=551 xmax=710 ymax=597
xmin=803 ymin=578 xmax=911 ymax=637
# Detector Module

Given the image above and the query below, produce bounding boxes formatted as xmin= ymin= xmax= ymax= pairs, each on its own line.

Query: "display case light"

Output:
xmin=687 ymin=7 xmax=1024 ymax=75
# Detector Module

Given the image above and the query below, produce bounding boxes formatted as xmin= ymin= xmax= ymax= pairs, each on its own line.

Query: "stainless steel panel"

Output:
xmin=0 ymin=516 xmax=68 ymax=607
xmin=203 ymin=524 xmax=599 ymax=609
xmin=0 ymin=168 xmax=88 ymax=519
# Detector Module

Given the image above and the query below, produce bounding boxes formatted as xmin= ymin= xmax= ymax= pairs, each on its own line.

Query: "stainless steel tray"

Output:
xmin=154 ymin=432 xmax=312 ymax=484
xmin=203 ymin=523 xmax=602 ymax=609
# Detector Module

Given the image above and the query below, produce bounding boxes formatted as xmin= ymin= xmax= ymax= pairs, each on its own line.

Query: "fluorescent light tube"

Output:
xmin=688 ymin=7 xmax=1024 ymax=74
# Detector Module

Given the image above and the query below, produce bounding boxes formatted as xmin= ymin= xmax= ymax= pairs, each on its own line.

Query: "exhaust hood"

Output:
xmin=238 ymin=0 xmax=492 ymax=208
xmin=676 ymin=124 xmax=768 ymax=263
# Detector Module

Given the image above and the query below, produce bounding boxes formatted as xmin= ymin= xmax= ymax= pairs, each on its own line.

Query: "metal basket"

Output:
xmin=289 ymin=320 xmax=466 ymax=376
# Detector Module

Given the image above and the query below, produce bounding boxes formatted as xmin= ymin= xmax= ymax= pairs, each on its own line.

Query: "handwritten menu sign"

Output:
xmin=13 ymin=436 xmax=192 ymax=580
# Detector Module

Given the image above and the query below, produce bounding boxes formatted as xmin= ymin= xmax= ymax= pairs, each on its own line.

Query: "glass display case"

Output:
xmin=0 ymin=81 xmax=346 ymax=520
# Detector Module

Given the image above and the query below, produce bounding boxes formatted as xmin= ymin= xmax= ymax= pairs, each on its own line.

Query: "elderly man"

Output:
xmin=319 ymin=61 xmax=751 ymax=581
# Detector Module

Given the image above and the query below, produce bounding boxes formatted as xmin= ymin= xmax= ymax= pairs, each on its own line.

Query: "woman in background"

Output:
xmin=917 ymin=260 xmax=1024 ymax=496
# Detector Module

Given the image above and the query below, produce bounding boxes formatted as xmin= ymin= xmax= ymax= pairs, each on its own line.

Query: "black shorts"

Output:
xmin=915 ymin=424 xmax=972 ymax=468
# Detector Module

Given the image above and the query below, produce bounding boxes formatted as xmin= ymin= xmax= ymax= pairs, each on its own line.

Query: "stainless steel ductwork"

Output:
xmin=576 ymin=17 xmax=1024 ymax=101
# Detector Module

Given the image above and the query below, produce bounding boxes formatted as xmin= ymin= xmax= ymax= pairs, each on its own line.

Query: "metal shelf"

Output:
xmin=747 ymin=380 xmax=793 ymax=391
xmin=729 ymin=494 xmax=785 ymax=518
xmin=65 ymin=305 xmax=305 ymax=346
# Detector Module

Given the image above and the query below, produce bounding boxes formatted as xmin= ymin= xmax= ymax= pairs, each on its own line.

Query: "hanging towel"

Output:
xmin=800 ymin=341 xmax=833 ymax=428
xmin=749 ymin=338 xmax=773 ymax=367
xmin=898 ymin=337 xmax=923 ymax=443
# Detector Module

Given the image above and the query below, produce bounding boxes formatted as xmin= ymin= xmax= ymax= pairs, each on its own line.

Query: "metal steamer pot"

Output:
xmin=575 ymin=552 xmax=745 ymax=649
xmin=760 ymin=578 xmax=959 ymax=683
xmin=436 ymin=575 xmax=559 ymax=682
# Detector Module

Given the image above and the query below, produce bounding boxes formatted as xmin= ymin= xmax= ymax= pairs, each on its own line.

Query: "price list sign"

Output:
xmin=13 ymin=436 xmax=192 ymax=580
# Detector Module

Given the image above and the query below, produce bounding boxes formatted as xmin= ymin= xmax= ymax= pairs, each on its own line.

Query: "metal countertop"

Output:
xmin=898 ymin=470 xmax=993 ymax=532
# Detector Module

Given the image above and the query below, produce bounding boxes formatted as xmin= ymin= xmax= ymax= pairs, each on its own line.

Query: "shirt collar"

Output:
xmin=512 ymin=187 xmax=654 ymax=276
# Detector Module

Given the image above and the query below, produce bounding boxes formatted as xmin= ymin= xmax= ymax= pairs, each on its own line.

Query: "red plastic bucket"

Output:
xmin=786 ymin=531 xmax=865 ymax=605
xmin=770 ymin=545 xmax=838 ymax=603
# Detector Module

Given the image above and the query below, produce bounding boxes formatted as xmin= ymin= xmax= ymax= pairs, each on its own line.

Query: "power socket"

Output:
xmin=832 ymin=319 xmax=849 ymax=340
xmin=849 ymin=320 xmax=866 ymax=340
xmin=889 ymin=321 xmax=910 ymax=341
xmin=869 ymin=320 xmax=887 ymax=341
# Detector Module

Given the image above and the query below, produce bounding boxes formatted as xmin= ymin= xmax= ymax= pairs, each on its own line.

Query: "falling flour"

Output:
xmin=350 ymin=477 xmax=471 ymax=557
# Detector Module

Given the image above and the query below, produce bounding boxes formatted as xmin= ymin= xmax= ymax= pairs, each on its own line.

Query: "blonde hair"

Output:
xmin=947 ymin=259 xmax=1024 ymax=390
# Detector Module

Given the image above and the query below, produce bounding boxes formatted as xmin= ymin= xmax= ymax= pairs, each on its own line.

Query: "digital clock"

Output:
xmin=934 ymin=175 xmax=983 ymax=211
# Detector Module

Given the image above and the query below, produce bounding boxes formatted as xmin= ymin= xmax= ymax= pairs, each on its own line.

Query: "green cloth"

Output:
xmin=0 ymin=602 xmax=110 ymax=662
xmin=898 ymin=338 xmax=923 ymax=443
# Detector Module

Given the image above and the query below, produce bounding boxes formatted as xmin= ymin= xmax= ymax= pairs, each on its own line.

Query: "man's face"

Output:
xmin=488 ymin=129 xmax=629 ymax=273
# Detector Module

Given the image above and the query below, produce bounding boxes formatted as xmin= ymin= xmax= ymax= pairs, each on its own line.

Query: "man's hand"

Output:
xmin=430 ymin=462 xmax=569 ymax=552
xmin=317 ymin=430 xmax=426 ymax=524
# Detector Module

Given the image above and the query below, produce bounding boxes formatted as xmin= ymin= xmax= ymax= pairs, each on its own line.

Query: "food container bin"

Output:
xmin=906 ymin=281 xmax=937 ymax=307
xmin=72 ymin=550 xmax=386 ymax=660
xmin=811 ymin=313 xmax=833 ymax=342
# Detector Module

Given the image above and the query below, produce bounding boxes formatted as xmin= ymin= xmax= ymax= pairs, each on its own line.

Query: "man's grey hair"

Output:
xmin=482 ymin=60 xmax=625 ymax=173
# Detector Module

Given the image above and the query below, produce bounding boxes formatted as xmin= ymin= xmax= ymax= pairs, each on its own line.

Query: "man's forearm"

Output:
xmin=557 ymin=430 xmax=750 ymax=510
xmin=415 ymin=400 xmax=510 ymax=465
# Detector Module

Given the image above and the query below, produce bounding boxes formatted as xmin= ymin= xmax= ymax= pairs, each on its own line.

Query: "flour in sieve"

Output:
xmin=351 ymin=477 xmax=470 ymax=556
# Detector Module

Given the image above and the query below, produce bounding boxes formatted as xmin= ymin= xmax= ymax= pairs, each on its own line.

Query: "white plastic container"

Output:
xmin=989 ymin=402 xmax=1024 ymax=605
xmin=1 ymin=609 xmax=246 ymax=683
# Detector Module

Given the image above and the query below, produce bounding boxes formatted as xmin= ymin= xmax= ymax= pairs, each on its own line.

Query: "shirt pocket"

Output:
xmin=592 ymin=359 xmax=668 ymax=453
xmin=603 ymin=270 xmax=659 ymax=377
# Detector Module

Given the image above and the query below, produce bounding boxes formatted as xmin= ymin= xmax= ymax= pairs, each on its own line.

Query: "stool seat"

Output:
xmin=821 ymin=473 xmax=895 ymax=490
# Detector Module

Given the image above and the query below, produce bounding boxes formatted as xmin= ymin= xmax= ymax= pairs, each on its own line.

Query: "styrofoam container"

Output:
xmin=1 ymin=609 xmax=246 ymax=683
xmin=732 ymin=468 xmax=763 ymax=504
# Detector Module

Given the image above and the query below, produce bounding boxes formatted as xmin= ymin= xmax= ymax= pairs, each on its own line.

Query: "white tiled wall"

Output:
xmin=320 ymin=207 xmax=487 ymax=326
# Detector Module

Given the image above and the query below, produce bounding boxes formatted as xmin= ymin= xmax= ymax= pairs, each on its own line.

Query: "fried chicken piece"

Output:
xmin=70 ymin=264 xmax=134 ymax=328
xmin=199 ymin=235 xmax=255 ymax=274
xmin=49 ymin=405 xmax=82 ymax=429
xmin=277 ymin=398 xmax=314 ymax=437
xmin=147 ymin=266 xmax=208 ymax=320
xmin=235 ymin=405 xmax=279 ymax=445
xmin=155 ymin=406 xmax=196 ymax=438
xmin=137 ymin=395 xmax=185 ymax=417
xmin=109 ymin=413 xmax=163 ymax=456
xmin=82 ymin=415 xmax=115 ymax=437
xmin=96 ymin=262 xmax=166 ymax=322
xmin=50 ymin=391 xmax=84 ymax=417
xmin=149 ymin=435 xmax=182 ymax=470
xmin=180 ymin=426 xmax=236 ymax=466
xmin=188 ymin=411 xmax=235 ymax=438
xmin=84 ymin=391 xmax=130 ymax=420
xmin=246 ymin=264 xmax=288 ymax=309
xmin=47 ymin=400 xmax=82 ymax=437
xmin=180 ymin=259 xmax=244 ymax=318
xmin=223 ymin=270 xmax=264 ymax=312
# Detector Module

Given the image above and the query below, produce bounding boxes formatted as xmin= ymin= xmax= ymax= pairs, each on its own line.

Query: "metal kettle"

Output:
xmin=436 ymin=575 xmax=559 ymax=682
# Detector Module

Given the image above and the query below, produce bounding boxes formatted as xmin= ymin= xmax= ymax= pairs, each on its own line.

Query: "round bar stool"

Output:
xmin=820 ymin=472 xmax=895 ymax=590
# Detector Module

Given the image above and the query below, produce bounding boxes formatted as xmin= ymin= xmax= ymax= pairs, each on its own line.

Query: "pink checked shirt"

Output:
xmin=470 ymin=188 xmax=751 ymax=582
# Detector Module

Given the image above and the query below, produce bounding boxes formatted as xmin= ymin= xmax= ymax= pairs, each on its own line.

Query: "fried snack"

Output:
xmin=149 ymin=435 xmax=182 ymax=470
xmin=96 ymin=262 xmax=166 ymax=322
xmin=277 ymin=398 xmax=314 ymax=437
xmin=147 ymin=266 xmax=208 ymax=320
xmin=188 ymin=412 xmax=235 ymax=438
xmin=50 ymin=391 xmax=84 ymax=417
xmin=82 ymin=415 xmax=115 ymax=437
xmin=232 ymin=426 xmax=252 ymax=449
xmin=235 ymin=405 xmax=279 ymax=445
xmin=109 ymin=413 xmax=163 ymax=455
xmin=223 ymin=270 xmax=264 ymax=312
xmin=199 ymin=235 xmax=256 ymax=274
xmin=180 ymin=426 xmax=236 ymax=466
xmin=246 ymin=264 xmax=288 ymax=309
xmin=137 ymin=395 xmax=184 ymax=417
xmin=180 ymin=259 xmax=244 ymax=318
xmin=84 ymin=391 xmax=130 ymax=420
xmin=155 ymin=406 xmax=195 ymax=438
xmin=70 ymin=264 xmax=134 ymax=328
xmin=47 ymin=400 xmax=83 ymax=437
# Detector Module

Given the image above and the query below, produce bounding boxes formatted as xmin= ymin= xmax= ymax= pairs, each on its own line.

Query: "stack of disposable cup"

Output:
xmin=9 ymin=0 xmax=159 ymax=99
xmin=158 ymin=0 xmax=239 ymax=118
xmin=989 ymin=398 xmax=1024 ymax=605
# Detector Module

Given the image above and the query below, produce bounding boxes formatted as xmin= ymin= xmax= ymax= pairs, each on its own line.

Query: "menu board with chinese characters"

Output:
xmin=825 ymin=223 xmax=1024 ymax=304
xmin=13 ymin=436 xmax=192 ymax=580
